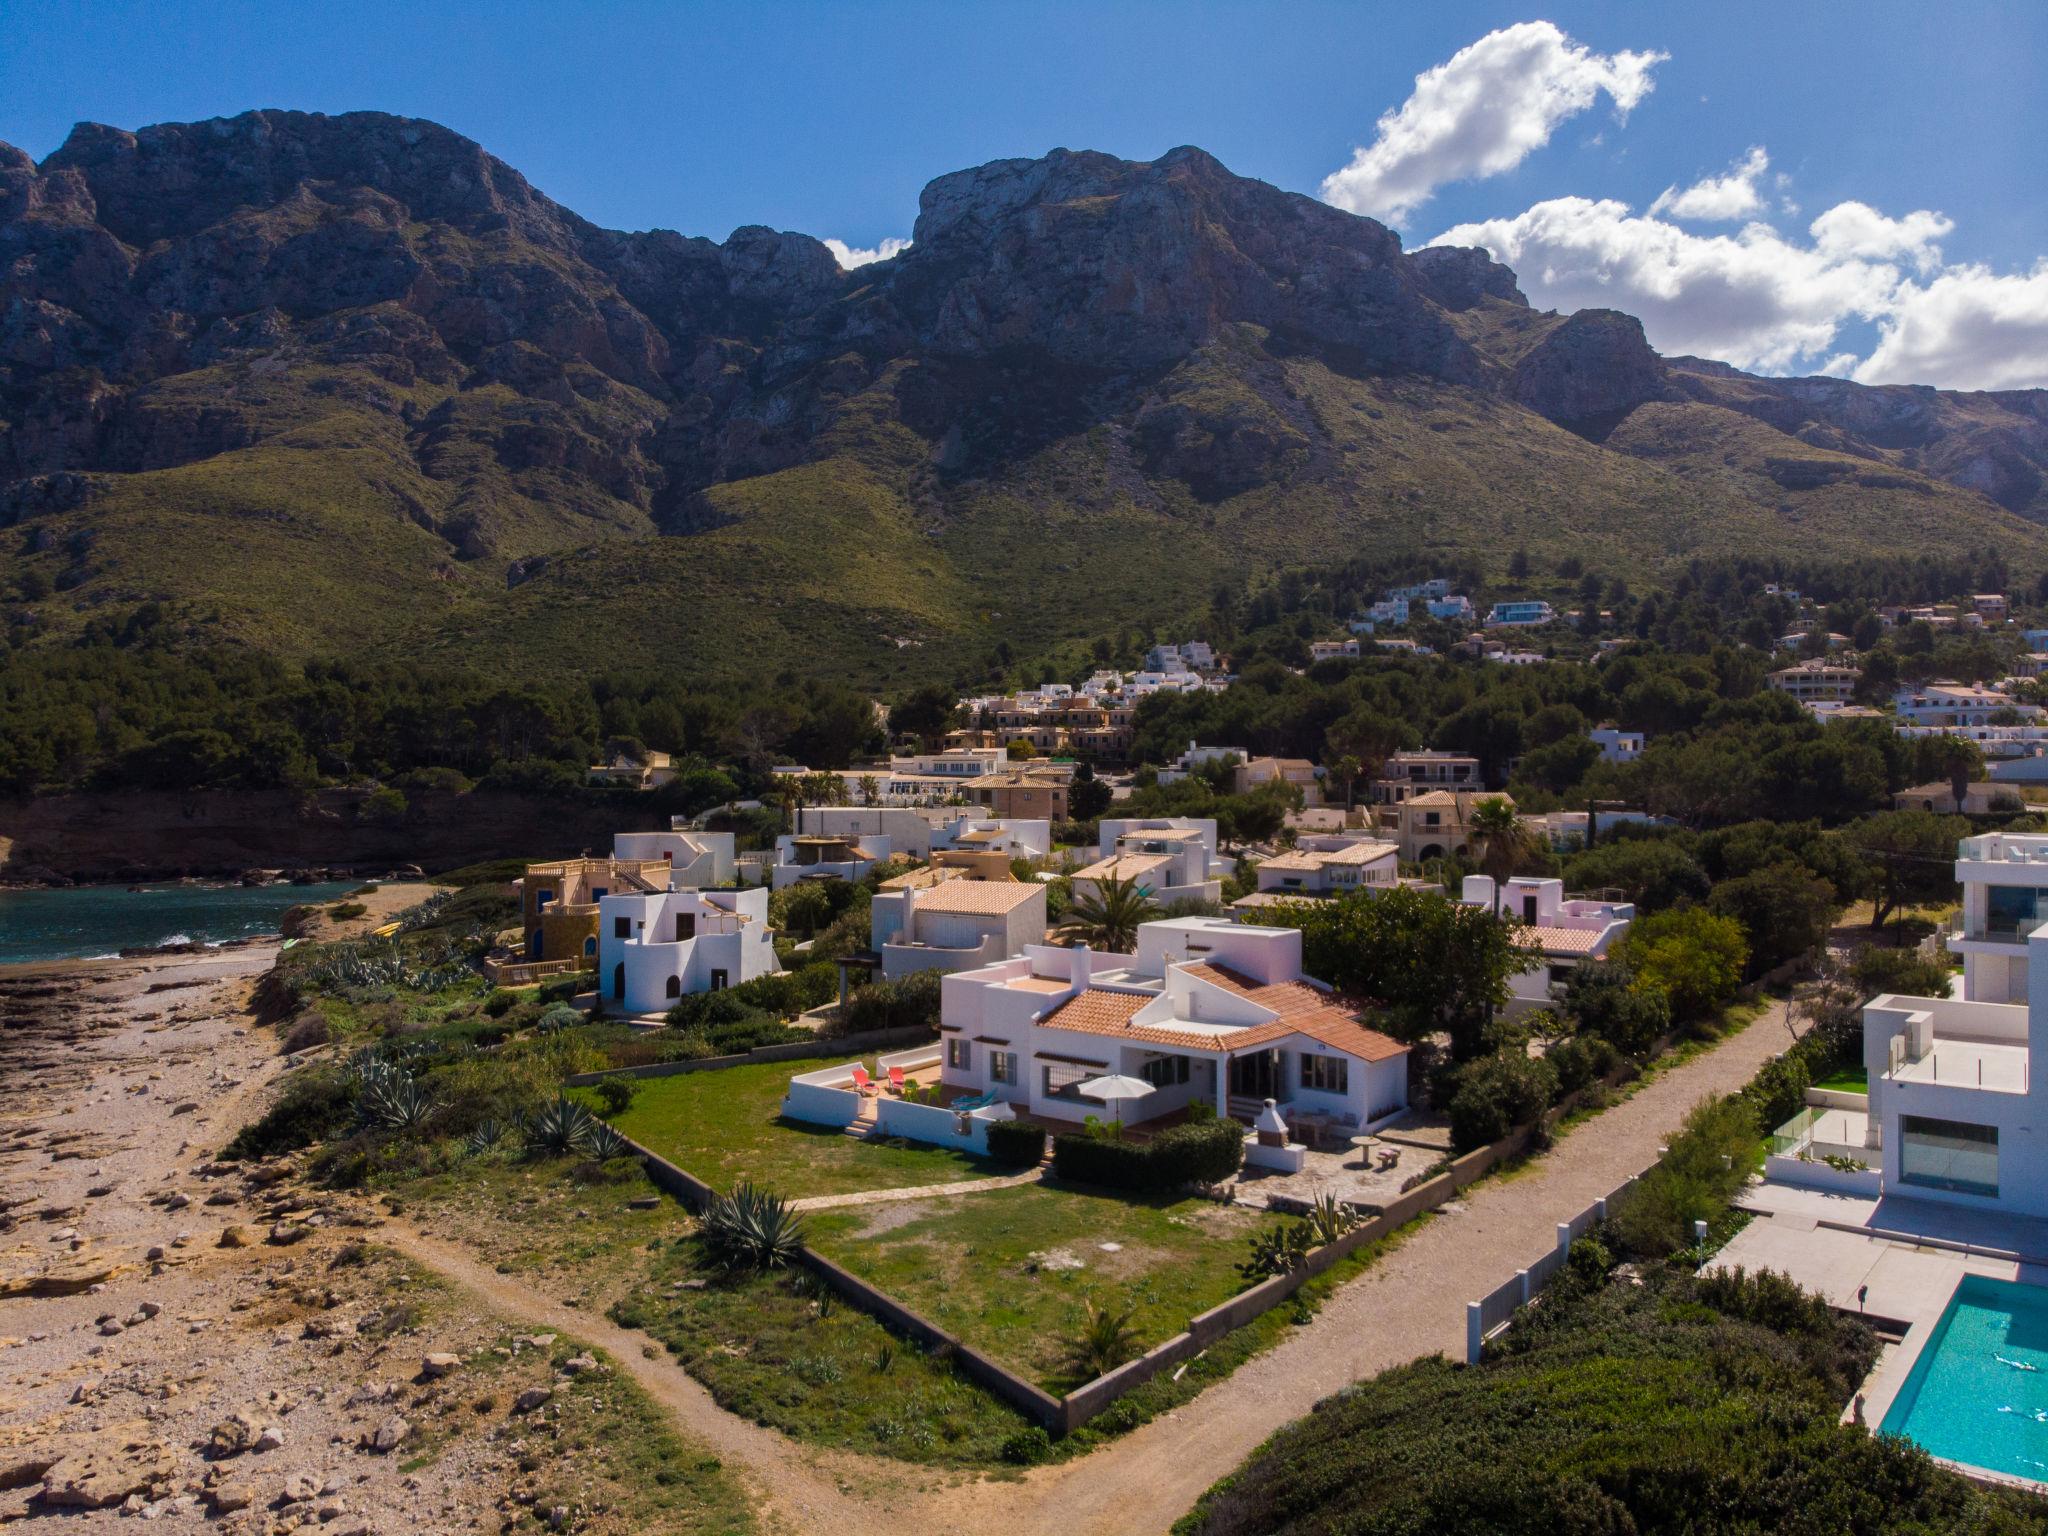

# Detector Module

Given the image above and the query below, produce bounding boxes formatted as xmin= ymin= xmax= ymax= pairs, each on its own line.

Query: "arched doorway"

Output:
xmin=665 ymin=974 xmax=681 ymax=999
xmin=583 ymin=936 xmax=597 ymax=957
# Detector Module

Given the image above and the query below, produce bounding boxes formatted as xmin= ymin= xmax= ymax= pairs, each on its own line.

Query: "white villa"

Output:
xmin=1893 ymin=682 xmax=2039 ymax=729
xmin=1460 ymin=876 xmax=1634 ymax=1014
xmin=610 ymin=827 xmax=737 ymax=888
xmin=1588 ymin=727 xmax=1644 ymax=763
xmin=868 ymin=875 xmax=1049 ymax=981
xmin=1243 ymin=835 xmax=1399 ymax=904
xmin=933 ymin=917 xmax=1409 ymax=1136
xmin=1073 ymin=819 xmax=1224 ymax=907
xmin=597 ymin=885 xmax=780 ymax=1012
xmin=771 ymin=807 xmax=1051 ymax=888
xmin=1950 ymin=831 xmax=2048 ymax=1003
xmin=1852 ymin=956 xmax=2048 ymax=1215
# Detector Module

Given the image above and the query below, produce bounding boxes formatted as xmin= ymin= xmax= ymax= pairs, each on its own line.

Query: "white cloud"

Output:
xmin=1808 ymin=201 xmax=1951 ymax=272
xmin=823 ymin=236 xmax=910 ymax=269
xmin=1649 ymin=145 xmax=1768 ymax=221
xmin=1431 ymin=196 xmax=1905 ymax=371
xmin=1320 ymin=21 xmax=1666 ymax=224
xmin=1855 ymin=263 xmax=2048 ymax=390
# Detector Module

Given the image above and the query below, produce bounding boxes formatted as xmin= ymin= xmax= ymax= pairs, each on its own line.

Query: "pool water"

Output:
xmin=1880 ymin=1274 xmax=2048 ymax=1482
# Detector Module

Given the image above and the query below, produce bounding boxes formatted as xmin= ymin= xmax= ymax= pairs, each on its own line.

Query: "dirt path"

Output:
xmin=379 ymin=1224 xmax=911 ymax=1536
xmin=379 ymin=1001 xmax=1798 ymax=1536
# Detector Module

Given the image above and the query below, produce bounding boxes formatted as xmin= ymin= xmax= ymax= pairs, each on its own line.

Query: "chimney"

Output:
xmin=1069 ymin=942 xmax=1092 ymax=993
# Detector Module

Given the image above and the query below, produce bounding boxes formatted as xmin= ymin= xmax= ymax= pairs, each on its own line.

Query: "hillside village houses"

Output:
xmin=1072 ymin=819 xmax=1225 ymax=907
xmin=599 ymin=883 xmax=781 ymax=1012
xmin=1235 ymin=755 xmax=1323 ymax=805
xmin=1349 ymin=577 xmax=1477 ymax=631
xmin=1459 ymin=875 xmax=1635 ymax=1015
xmin=1891 ymin=682 xmax=2042 ymax=729
xmin=1767 ymin=658 xmax=1861 ymax=705
xmin=1372 ymin=750 xmax=1481 ymax=805
xmin=586 ymin=748 xmax=677 ymax=790
xmin=1589 ymin=727 xmax=1645 ymax=763
xmin=1484 ymin=600 xmax=1556 ymax=628
xmin=1234 ymin=829 xmax=1401 ymax=914
xmin=1376 ymin=788 xmax=1508 ymax=863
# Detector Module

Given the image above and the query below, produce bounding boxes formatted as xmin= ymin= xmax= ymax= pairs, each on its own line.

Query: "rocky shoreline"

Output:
xmin=0 ymin=884 xmax=543 ymax=1530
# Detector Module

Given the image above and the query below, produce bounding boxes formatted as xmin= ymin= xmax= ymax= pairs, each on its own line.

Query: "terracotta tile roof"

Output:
xmin=914 ymin=880 xmax=1044 ymax=916
xmin=1074 ymin=853 xmax=1172 ymax=881
xmin=1514 ymin=924 xmax=1606 ymax=956
xmin=1035 ymin=966 xmax=1407 ymax=1063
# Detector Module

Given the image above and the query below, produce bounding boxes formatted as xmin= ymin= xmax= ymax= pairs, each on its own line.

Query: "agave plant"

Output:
xmin=578 ymin=1119 xmax=634 ymax=1160
xmin=1305 ymin=1191 xmax=1359 ymax=1246
xmin=1058 ymin=1300 xmax=1142 ymax=1379
xmin=464 ymin=1119 xmax=507 ymax=1156
xmin=357 ymin=1069 xmax=439 ymax=1132
xmin=524 ymin=1096 xmax=599 ymax=1156
xmin=700 ymin=1182 xmax=807 ymax=1272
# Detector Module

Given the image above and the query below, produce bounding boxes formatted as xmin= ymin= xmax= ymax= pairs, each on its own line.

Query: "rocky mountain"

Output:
xmin=3 ymin=110 xmax=2045 ymax=681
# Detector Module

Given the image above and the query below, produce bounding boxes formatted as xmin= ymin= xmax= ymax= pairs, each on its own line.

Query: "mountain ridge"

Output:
xmin=2 ymin=109 xmax=2045 ymax=682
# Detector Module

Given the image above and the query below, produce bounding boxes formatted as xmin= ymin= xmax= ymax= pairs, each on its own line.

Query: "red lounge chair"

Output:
xmin=850 ymin=1066 xmax=874 ymax=1094
xmin=888 ymin=1066 xmax=908 ymax=1094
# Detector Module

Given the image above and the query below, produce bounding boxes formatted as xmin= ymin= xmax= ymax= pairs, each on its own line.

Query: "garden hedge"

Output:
xmin=985 ymin=1120 xmax=1048 ymax=1167
xmin=1051 ymin=1117 xmax=1243 ymax=1192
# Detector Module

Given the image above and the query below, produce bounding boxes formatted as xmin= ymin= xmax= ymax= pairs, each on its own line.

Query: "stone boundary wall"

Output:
xmin=563 ymin=1024 xmax=935 ymax=1085
xmin=607 ymin=1020 xmax=1699 ymax=1433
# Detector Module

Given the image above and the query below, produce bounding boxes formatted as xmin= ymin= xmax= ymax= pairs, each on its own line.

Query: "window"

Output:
xmin=946 ymin=1038 xmax=972 ymax=1071
xmin=1043 ymin=1062 xmax=1096 ymax=1099
xmin=1300 ymin=1054 xmax=1349 ymax=1095
xmin=613 ymin=917 xmax=631 ymax=939
xmin=675 ymin=913 xmax=696 ymax=942
xmin=582 ymin=937 xmax=596 ymax=957
xmin=665 ymin=975 xmax=681 ymax=999
xmin=1899 ymin=1115 xmax=1998 ymax=1197
xmin=989 ymin=1050 xmax=1015 ymax=1084
xmin=1140 ymin=1055 xmax=1190 ymax=1089
xmin=1986 ymin=885 xmax=2048 ymax=939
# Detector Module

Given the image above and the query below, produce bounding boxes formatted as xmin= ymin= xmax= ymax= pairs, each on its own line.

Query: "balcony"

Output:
xmin=1884 ymin=1036 xmax=2029 ymax=1094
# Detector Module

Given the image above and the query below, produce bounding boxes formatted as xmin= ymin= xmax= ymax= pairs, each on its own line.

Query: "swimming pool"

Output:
xmin=1880 ymin=1274 xmax=2048 ymax=1483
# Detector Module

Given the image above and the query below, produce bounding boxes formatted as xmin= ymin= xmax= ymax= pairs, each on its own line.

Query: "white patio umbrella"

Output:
xmin=1076 ymin=1073 xmax=1156 ymax=1128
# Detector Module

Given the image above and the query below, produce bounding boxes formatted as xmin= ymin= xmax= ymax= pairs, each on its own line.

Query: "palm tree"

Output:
xmin=1059 ymin=1301 xmax=1142 ymax=1379
xmin=1936 ymin=735 xmax=1982 ymax=815
xmin=1058 ymin=872 xmax=1161 ymax=953
xmin=1326 ymin=753 xmax=1362 ymax=813
xmin=1468 ymin=796 xmax=1530 ymax=916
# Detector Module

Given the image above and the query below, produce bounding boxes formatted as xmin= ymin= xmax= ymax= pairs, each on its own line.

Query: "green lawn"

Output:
xmin=805 ymin=1183 xmax=1286 ymax=1389
xmin=576 ymin=1057 xmax=1006 ymax=1198
xmin=1813 ymin=1064 xmax=1868 ymax=1094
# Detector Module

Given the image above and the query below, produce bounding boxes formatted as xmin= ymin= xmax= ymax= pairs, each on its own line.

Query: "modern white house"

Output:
xmin=596 ymin=885 xmax=780 ymax=1012
xmin=770 ymin=807 xmax=1051 ymax=886
xmin=1484 ymin=601 xmax=1555 ymax=628
xmin=868 ymin=876 xmax=1049 ymax=981
xmin=1588 ymin=727 xmax=1645 ymax=763
xmin=1855 ymin=960 xmax=2047 ymax=1215
xmin=1950 ymin=831 xmax=2048 ymax=1003
xmin=1371 ymin=750 xmax=1482 ymax=805
xmin=1074 ymin=819 xmax=1224 ymax=906
xmin=1460 ymin=876 xmax=1634 ymax=1014
xmin=930 ymin=917 xmax=1409 ymax=1136
xmin=1245 ymin=837 xmax=1400 ymax=902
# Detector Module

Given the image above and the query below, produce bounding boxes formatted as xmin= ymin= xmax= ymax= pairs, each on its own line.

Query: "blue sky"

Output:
xmin=5 ymin=1 xmax=2045 ymax=387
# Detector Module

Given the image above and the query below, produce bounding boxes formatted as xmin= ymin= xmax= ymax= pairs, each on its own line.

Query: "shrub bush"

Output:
xmin=280 ymin=1008 xmax=331 ymax=1055
xmin=1609 ymin=1095 xmax=1760 ymax=1259
xmin=985 ymin=1120 xmax=1048 ymax=1167
xmin=1546 ymin=1033 xmax=1619 ymax=1096
xmin=223 ymin=1066 xmax=356 ymax=1159
xmin=593 ymin=1076 xmax=639 ymax=1115
xmin=536 ymin=972 xmax=593 ymax=1005
xmin=832 ymin=969 xmax=943 ymax=1037
xmin=1447 ymin=1049 xmax=1560 ymax=1152
xmin=1740 ymin=1051 xmax=1812 ymax=1135
xmin=1052 ymin=1116 xmax=1242 ymax=1191
xmin=1561 ymin=963 xmax=1671 ymax=1057
xmin=483 ymin=988 xmax=521 ymax=1018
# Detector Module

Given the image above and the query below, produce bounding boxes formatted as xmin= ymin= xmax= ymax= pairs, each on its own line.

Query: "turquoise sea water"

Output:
xmin=0 ymin=881 xmax=356 ymax=965
xmin=1881 ymin=1273 xmax=2048 ymax=1483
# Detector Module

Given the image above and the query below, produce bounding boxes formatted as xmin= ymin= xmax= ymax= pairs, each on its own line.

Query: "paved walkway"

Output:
xmin=788 ymin=1165 xmax=1044 ymax=1211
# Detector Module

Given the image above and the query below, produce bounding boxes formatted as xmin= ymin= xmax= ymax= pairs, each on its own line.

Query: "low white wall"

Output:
xmin=781 ymin=1062 xmax=862 ymax=1128
xmin=1804 ymin=1086 xmax=1870 ymax=1111
xmin=1765 ymin=1154 xmax=1883 ymax=1199
xmin=874 ymin=1095 xmax=1000 ymax=1154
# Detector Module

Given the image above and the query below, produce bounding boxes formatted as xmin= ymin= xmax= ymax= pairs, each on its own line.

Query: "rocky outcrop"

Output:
xmin=1408 ymin=245 xmax=1526 ymax=311
xmin=1514 ymin=309 xmax=1673 ymax=437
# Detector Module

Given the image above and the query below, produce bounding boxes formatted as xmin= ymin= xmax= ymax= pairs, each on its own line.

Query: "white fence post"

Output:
xmin=1465 ymin=1301 xmax=1483 ymax=1364
xmin=1516 ymin=1268 xmax=1532 ymax=1306
xmin=1556 ymin=1220 xmax=1572 ymax=1257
